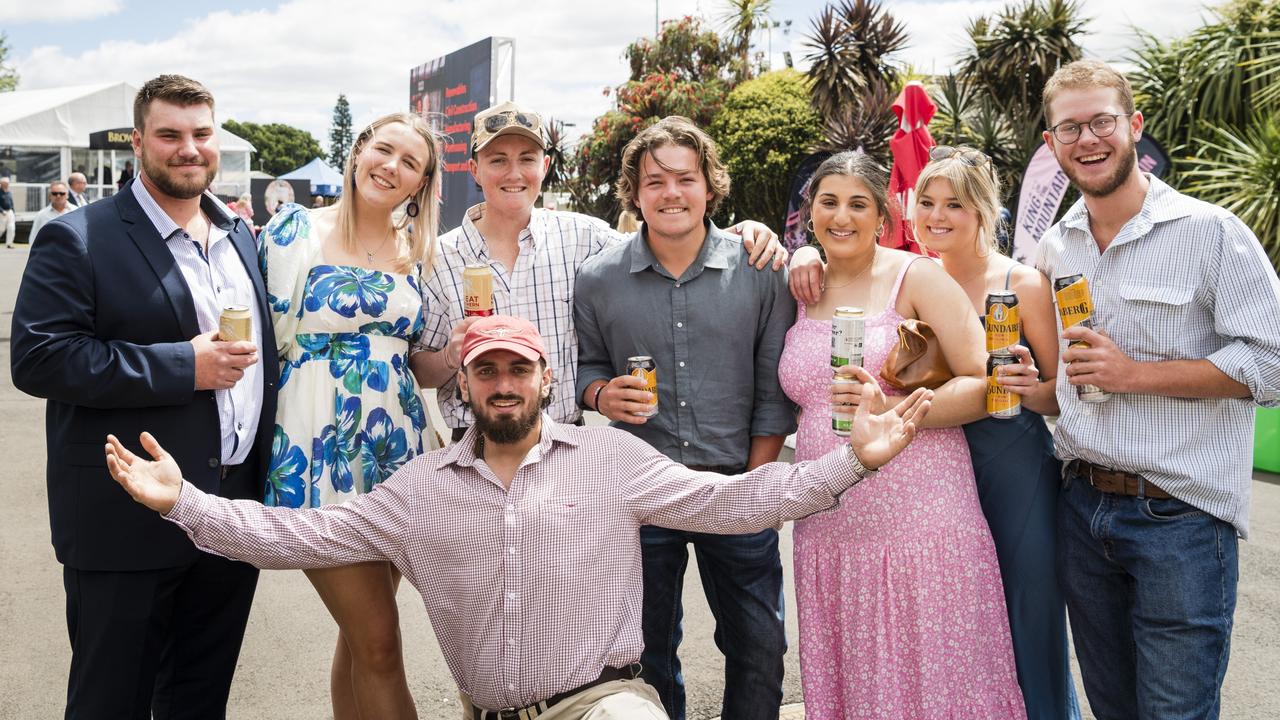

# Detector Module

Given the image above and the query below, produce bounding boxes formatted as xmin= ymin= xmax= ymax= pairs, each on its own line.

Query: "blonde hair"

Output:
xmin=615 ymin=116 xmax=731 ymax=216
xmin=1042 ymin=59 xmax=1135 ymax=126
xmin=913 ymin=155 xmax=1003 ymax=257
xmin=334 ymin=112 xmax=443 ymax=273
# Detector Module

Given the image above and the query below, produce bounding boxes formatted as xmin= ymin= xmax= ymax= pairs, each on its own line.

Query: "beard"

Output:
xmin=470 ymin=393 xmax=541 ymax=444
xmin=1063 ymin=144 xmax=1137 ymax=199
xmin=140 ymin=151 xmax=217 ymax=200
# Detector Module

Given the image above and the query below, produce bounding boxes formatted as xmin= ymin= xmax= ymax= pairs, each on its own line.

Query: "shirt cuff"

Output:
xmin=163 ymin=480 xmax=213 ymax=530
xmin=750 ymin=400 xmax=800 ymax=437
xmin=810 ymin=444 xmax=867 ymax=497
xmin=1208 ymin=341 xmax=1278 ymax=407
xmin=575 ymin=369 xmax=613 ymax=409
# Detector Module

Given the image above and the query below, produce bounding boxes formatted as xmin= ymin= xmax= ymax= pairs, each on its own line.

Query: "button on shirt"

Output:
xmin=164 ymin=417 xmax=863 ymax=710
xmin=574 ymin=223 xmax=797 ymax=467
xmin=420 ymin=203 xmax=621 ymax=428
xmin=131 ymin=179 xmax=264 ymax=465
xmin=1034 ymin=176 xmax=1280 ymax=538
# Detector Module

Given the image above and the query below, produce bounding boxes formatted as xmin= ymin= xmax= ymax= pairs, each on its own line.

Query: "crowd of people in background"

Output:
xmin=9 ymin=58 xmax=1280 ymax=720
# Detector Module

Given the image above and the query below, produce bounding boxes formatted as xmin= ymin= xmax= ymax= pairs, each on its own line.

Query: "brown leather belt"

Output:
xmin=1069 ymin=459 xmax=1171 ymax=499
xmin=470 ymin=664 xmax=643 ymax=720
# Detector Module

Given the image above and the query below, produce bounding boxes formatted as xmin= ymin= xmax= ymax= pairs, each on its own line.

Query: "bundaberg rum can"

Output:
xmin=218 ymin=305 xmax=252 ymax=342
xmin=985 ymin=290 xmax=1020 ymax=353
xmin=627 ymin=356 xmax=658 ymax=418
xmin=986 ymin=352 xmax=1021 ymax=418
xmin=1054 ymin=274 xmax=1110 ymax=403
xmin=462 ymin=264 xmax=494 ymax=317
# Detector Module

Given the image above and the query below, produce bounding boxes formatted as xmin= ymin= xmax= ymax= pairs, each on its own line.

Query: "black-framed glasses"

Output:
xmin=930 ymin=145 xmax=991 ymax=167
xmin=1048 ymin=113 xmax=1132 ymax=144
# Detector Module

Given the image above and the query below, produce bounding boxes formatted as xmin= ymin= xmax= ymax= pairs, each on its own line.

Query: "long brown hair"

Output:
xmin=334 ymin=112 xmax=443 ymax=273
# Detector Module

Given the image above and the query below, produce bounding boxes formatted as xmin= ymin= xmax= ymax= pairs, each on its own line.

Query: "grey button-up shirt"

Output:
xmin=575 ymin=222 xmax=796 ymax=467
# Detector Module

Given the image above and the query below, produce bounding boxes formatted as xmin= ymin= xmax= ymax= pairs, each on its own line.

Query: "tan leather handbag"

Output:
xmin=879 ymin=319 xmax=955 ymax=391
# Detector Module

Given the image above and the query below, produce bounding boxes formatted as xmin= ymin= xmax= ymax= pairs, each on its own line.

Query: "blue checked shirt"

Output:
xmin=420 ymin=203 xmax=621 ymax=428
xmin=1034 ymin=176 xmax=1280 ymax=538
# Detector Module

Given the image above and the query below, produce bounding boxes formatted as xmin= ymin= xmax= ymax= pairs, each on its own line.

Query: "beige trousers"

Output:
xmin=460 ymin=679 xmax=668 ymax=720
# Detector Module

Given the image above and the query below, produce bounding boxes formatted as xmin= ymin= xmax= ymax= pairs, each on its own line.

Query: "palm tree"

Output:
xmin=718 ymin=0 xmax=773 ymax=82
xmin=1180 ymin=114 xmax=1280 ymax=264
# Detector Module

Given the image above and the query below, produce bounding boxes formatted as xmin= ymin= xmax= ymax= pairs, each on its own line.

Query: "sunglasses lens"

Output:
xmin=514 ymin=113 xmax=533 ymax=129
xmin=484 ymin=114 xmax=506 ymax=133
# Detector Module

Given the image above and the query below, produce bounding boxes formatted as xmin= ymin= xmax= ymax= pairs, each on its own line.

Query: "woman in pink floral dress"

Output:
xmin=779 ymin=151 xmax=1026 ymax=718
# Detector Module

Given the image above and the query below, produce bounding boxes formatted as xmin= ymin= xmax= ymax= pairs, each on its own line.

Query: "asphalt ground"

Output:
xmin=2 ymin=245 xmax=1277 ymax=719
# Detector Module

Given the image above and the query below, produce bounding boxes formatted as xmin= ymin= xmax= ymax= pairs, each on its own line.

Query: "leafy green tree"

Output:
xmin=802 ymin=0 xmax=907 ymax=162
xmin=222 ymin=119 xmax=324 ymax=177
xmin=568 ymin=16 xmax=737 ymax=222
xmin=712 ymin=69 xmax=823 ymax=228
xmin=328 ymin=94 xmax=353 ymax=170
xmin=0 ymin=33 xmax=19 ymax=92
xmin=1131 ymin=0 xmax=1280 ymax=268
xmin=718 ymin=0 xmax=773 ymax=82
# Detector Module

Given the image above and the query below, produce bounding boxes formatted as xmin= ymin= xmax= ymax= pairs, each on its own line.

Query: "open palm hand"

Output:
xmin=104 ymin=432 xmax=185 ymax=515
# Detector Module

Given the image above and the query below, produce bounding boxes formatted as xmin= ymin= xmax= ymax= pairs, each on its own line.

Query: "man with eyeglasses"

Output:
xmin=1031 ymin=59 xmax=1280 ymax=719
xmin=411 ymin=101 xmax=787 ymax=441
xmin=29 ymin=181 xmax=75 ymax=242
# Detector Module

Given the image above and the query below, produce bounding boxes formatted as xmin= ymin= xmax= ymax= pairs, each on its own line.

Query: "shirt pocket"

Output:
xmin=1117 ymin=284 xmax=1195 ymax=359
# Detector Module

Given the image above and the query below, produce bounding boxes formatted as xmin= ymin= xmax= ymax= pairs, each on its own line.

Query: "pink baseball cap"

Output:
xmin=461 ymin=315 xmax=548 ymax=366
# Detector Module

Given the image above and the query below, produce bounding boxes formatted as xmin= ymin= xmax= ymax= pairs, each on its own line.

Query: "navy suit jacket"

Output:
xmin=10 ymin=180 xmax=279 ymax=571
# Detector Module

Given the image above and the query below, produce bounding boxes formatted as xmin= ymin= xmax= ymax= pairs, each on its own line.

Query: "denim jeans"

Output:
xmin=639 ymin=525 xmax=785 ymax=720
xmin=1057 ymin=466 xmax=1239 ymax=720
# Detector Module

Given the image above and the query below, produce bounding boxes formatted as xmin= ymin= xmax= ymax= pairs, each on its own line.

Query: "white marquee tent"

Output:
xmin=0 ymin=82 xmax=254 ymax=218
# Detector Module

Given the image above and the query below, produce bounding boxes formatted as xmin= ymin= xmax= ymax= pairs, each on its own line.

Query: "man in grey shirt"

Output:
xmin=575 ymin=116 xmax=796 ymax=720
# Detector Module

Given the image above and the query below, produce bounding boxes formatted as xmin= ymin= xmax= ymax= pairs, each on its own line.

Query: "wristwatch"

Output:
xmin=844 ymin=443 xmax=872 ymax=480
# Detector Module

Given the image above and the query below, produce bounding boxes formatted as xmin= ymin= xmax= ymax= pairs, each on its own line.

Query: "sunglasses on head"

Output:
xmin=929 ymin=145 xmax=991 ymax=168
xmin=483 ymin=110 xmax=538 ymax=134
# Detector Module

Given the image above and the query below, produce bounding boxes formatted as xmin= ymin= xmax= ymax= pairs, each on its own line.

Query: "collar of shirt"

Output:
xmin=1060 ymin=174 xmax=1193 ymax=249
xmin=459 ymin=201 xmax=541 ymax=260
xmin=627 ymin=220 xmax=734 ymax=280
xmin=130 ymin=175 xmax=240 ymax=240
xmin=435 ymin=414 xmax=581 ymax=473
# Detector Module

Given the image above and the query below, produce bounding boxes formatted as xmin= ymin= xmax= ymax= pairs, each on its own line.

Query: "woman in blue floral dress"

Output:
xmin=258 ymin=112 xmax=441 ymax=720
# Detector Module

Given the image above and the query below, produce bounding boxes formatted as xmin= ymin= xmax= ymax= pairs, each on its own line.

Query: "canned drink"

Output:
xmin=831 ymin=307 xmax=866 ymax=368
xmin=462 ymin=263 xmax=494 ymax=317
xmin=627 ymin=356 xmax=659 ymax=418
xmin=218 ymin=305 xmax=252 ymax=342
xmin=831 ymin=376 xmax=859 ymax=436
xmin=985 ymin=290 xmax=1020 ymax=353
xmin=1054 ymin=274 xmax=1110 ymax=403
xmin=986 ymin=352 xmax=1022 ymax=419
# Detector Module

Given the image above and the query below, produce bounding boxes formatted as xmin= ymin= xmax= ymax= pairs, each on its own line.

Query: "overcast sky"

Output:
xmin=2 ymin=0 xmax=1218 ymax=152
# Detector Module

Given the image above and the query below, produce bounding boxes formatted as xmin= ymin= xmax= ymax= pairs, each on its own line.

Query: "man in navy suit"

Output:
xmin=10 ymin=75 xmax=279 ymax=720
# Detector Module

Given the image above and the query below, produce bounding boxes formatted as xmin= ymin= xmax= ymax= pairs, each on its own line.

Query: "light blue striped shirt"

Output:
xmin=131 ymin=178 xmax=264 ymax=465
xmin=1035 ymin=175 xmax=1280 ymax=538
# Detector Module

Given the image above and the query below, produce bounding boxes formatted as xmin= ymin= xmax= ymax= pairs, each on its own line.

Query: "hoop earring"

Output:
xmin=874 ymin=225 xmax=884 ymax=240
xmin=806 ymin=219 xmax=815 ymax=234
xmin=405 ymin=200 xmax=419 ymax=218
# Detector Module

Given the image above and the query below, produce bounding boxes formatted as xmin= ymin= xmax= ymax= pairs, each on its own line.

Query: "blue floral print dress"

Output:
xmin=259 ymin=204 xmax=433 ymax=508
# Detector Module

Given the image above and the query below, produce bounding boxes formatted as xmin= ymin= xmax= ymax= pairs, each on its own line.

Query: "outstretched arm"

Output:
xmin=105 ymin=433 xmax=413 ymax=572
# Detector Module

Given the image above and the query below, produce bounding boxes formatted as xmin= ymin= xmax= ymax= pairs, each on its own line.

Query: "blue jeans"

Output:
xmin=639 ymin=525 xmax=785 ymax=720
xmin=1057 ymin=467 xmax=1238 ymax=720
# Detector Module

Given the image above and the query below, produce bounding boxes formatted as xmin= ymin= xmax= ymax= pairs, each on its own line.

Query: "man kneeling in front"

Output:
xmin=104 ymin=315 xmax=932 ymax=720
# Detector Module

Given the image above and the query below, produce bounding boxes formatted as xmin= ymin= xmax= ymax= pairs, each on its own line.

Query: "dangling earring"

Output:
xmin=405 ymin=199 xmax=420 ymax=218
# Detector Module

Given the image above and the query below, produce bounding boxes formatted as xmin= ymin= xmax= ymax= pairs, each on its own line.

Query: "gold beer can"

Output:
xmin=986 ymin=352 xmax=1022 ymax=419
xmin=462 ymin=263 xmax=494 ymax=317
xmin=985 ymin=290 xmax=1020 ymax=353
xmin=218 ymin=305 xmax=252 ymax=342
xmin=1054 ymin=274 xmax=1110 ymax=403
xmin=627 ymin=355 xmax=659 ymax=418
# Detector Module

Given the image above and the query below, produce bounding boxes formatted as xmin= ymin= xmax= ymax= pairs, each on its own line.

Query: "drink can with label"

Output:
xmin=831 ymin=306 xmax=866 ymax=368
xmin=1054 ymin=274 xmax=1110 ymax=403
xmin=986 ymin=352 xmax=1022 ymax=419
xmin=985 ymin=290 xmax=1021 ymax=353
xmin=462 ymin=263 xmax=494 ymax=317
xmin=627 ymin=356 xmax=659 ymax=418
xmin=831 ymin=376 xmax=859 ymax=436
xmin=218 ymin=305 xmax=252 ymax=342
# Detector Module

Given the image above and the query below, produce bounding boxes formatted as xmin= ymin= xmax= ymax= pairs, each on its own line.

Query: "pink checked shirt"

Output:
xmin=165 ymin=417 xmax=863 ymax=710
